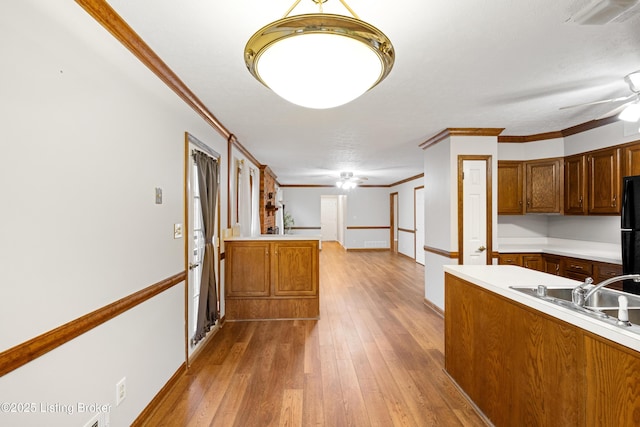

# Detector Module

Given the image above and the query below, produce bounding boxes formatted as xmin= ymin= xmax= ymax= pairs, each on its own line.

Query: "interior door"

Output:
xmin=463 ymin=160 xmax=488 ymax=265
xmin=321 ymin=195 xmax=338 ymax=241
xmin=414 ymin=187 xmax=425 ymax=265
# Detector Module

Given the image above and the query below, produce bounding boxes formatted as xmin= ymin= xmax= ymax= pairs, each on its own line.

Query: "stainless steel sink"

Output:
xmin=600 ymin=308 xmax=640 ymax=324
xmin=509 ymin=285 xmax=640 ymax=331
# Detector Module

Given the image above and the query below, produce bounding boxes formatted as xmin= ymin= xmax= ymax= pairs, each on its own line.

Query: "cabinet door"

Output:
xmin=544 ymin=255 xmax=561 ymax=276
xmin=593 ymin=262 xmax=623 ymax=290
xmin=623 ymin=142 xmax=640 ymax=177
xmin=225 ymin=241 xmax=270 ymax=297
xmin=273 ymin=241 xmax=318 ymax=296
xmin=588 ymin=148 xmax=621 ymax=215
xmin=525 ymin=158 xmax=562 ymax=213
xmin=522 ymin=254 xmax=544 ymax=271
xmin=498 ymin=161 xmax=524 ymax=214
xmin=564 ymin=154 xmax=587 ymax=215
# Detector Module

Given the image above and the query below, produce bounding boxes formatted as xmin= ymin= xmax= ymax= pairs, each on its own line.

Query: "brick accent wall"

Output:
xmin=260 ymin=166 xmax=277 ymax=233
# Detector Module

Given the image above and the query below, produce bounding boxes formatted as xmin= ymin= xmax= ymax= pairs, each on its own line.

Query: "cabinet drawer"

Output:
xmin=594 ymin=262 xmax=623 ymax=289
xmin=563 ymin=258 xmax=593 ymax=275
xmin=498 ymin=254 xmax=522 ymax=266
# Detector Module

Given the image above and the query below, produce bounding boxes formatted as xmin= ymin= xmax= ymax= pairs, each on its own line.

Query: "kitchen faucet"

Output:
xmin=572 ymin=274 xmax=640 ymax=306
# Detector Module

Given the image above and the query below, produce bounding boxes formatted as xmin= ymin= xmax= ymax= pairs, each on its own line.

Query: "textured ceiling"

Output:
xmin=106 ymin=0 xmax=640 ymax=185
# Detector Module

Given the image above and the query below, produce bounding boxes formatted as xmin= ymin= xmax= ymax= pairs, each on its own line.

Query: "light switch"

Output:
xmin=174 ymin=223 xmax=183 ymax=239
xmin=155 ymin=187 xmax=163 ymax=204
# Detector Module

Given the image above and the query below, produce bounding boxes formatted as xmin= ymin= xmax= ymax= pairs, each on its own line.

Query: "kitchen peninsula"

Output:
xmin=224 ymin=235 xmax=320 ymax=320
xmin=444 ymin=265 xmax=640 ymax=426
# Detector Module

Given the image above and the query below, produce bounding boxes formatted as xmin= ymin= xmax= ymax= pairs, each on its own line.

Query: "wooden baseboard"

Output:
xmin=131 ymin=362 xmax=187 ymax=426
xmin=423 ymin=298 xmax=444 ymax=318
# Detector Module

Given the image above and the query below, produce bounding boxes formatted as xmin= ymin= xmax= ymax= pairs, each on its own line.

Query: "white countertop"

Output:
xmin=444 ymin=265 xmax=640 ymax=353
xmin=224 ymin=234 xmax=321 ymax=241
xmin=498 ymin=237 xmax=621 ymax=264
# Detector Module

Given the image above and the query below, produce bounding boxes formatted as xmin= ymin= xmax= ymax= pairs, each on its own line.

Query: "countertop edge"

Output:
xmin=444 ymin=265 xmax=640 ymax=353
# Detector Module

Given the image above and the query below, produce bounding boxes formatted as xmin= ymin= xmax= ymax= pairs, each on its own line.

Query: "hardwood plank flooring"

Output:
xmin=142 ymin=242 xmax=486 ymax=426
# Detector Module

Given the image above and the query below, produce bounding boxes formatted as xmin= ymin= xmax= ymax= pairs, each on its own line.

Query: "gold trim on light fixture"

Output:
xmin=244 ymin=0 xmax=394 ymax=109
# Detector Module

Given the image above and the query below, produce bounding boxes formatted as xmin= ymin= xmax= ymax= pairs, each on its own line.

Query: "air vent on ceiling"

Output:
xmin=571 ymin=0 xmax=640 ymax=24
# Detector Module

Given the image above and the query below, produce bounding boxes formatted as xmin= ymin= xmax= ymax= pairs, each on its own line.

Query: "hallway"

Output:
xmin=143 ymin=242 xmax=486 ymax=426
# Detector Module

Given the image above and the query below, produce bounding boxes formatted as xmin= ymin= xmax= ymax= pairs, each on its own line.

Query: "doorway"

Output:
xmin=390 ymin=192 xmax=398 ymax=254
xmin=458 ymin=156 xmax=492 ymax=265
xmin=185 ymin=133 xmax=221 ymax=360
xmin=414 ymin=186 xmax=425 ymax=265
xmin=321 ymin=195 xmax=338 ymax=241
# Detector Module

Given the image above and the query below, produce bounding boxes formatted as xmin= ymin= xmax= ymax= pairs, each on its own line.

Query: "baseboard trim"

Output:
xmin=0 ymin=271 xmax=186 ymax=377
xmin=131 ymin=362 xmax=187 ymax=426
xmin=423 ymin=298 xmax=444 ymax=318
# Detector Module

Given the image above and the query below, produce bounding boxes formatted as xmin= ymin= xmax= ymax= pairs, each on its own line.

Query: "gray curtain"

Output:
xmin=192 ymin=151 xmax=219 ymax=345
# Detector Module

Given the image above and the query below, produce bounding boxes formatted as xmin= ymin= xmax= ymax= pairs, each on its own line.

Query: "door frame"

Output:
xmin=184 ymin=132 xmax=221 ymax=366
xmin=389 ymin=192 xmax=398 ymax=254
xmin=457 ymin=155 xmax=492 ymax=265
xmin=414 ymin=186 xmax=425 ymax=264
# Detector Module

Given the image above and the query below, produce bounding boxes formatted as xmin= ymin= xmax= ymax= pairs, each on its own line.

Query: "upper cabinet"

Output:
xmin=497 ymin=161 xmax=524 ymax=214
xmin=587 ymin=147 xmax=621 ymax=215
xmin=525 ymin=158 xmax=563 ymax=213
xmin=564 ymin=154 xmax=587 ymax=215
xmin=623 ymin=141 xmax=640 ymax=177
xmin=498 ymin=158 xmax=563 ymax=214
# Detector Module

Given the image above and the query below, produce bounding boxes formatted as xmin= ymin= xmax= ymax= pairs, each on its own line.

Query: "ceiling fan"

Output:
xmin=335 ymin=171 xmax=367 ymax=189
xmin=560 ymin=70 xmax=640 ymax=122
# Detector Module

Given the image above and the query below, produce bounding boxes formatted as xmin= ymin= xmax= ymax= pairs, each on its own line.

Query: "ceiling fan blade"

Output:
xmin=559 ymin=93 xmax=634 ymax=110
xmin=595 ymin=100 xmax=635 ymax=120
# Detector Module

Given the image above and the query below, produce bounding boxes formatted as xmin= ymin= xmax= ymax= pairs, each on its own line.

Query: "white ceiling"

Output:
xmin=106 ymin=0 xmax=640 ymax=185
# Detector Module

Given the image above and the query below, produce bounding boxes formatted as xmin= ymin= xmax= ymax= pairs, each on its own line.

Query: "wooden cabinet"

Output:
xmin=562 ymin=256 xmax=593 ymax=282
xmin=225 ymin=241 xmax=271 ymax=297
xmin=497 ymin=161 xmax=524 ymax=214
xmin=497 ymin=253 xmax=522 ymax=266
xmin=522 ymin=254 xmax=544 ymax=271
xmin=544 ymin=254 xmax=561 ymax=276
xmin=564 ymin=154 xmax=587 ymax=215
xmin=525 ymin=158 xmax=563 ymax=213
xmin=593 ymin=261 xmax=624 ymax=290
xmin=498 ymin=253 xmax=544 ymax=271
xmin=446 ymin=273 xmax=640 ymax=427
xmin=225 ymin=239 xmax=319 ymax=320
xmin=622 ymin=141 xmax=640 ymax=177
xmin=497 ymin=159 xmax=562 ymax=214
xmin=587 ymin=147 xmax=621 ymax=215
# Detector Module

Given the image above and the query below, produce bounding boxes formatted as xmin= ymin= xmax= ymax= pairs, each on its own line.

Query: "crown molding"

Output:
xmin=389 ymin=173 xmax=424 ymax=187
xmin=419 ymin=128 xmax=505 ymax=150
xmin=499 ymin=115 xmax=620 ymax=142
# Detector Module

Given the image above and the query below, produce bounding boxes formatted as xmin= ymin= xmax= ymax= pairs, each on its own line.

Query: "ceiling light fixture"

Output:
xmin=619 ymin=101 xmax=640 ymax=122
xmin=335 ymin=171 xmax=359 ymax=189
xmin=244 ymin=0 xmax=394 ymax=109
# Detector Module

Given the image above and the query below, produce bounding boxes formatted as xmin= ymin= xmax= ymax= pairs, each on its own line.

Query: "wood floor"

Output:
xmin=142 ymin=242 xmax=487 ymax=426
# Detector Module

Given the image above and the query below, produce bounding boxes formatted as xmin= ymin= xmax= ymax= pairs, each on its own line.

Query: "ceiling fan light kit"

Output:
xmin=244 ymin=0 xmax=394 ymax=109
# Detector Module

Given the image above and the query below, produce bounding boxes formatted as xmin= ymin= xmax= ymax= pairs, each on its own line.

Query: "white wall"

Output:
xmin=423 ymin=135 xmax=499 ymax=310
xmin=389 ymin=176 xmax=425 ymax=259
xmin=0 ymin=2 xmax=228 ymax=426
xmin=282 ymin=186 xmax=390 ymax=249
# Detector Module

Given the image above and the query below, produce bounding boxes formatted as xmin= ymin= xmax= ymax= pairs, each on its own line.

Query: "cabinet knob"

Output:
xmin=612 ymin=194 xmax=617 ymax=207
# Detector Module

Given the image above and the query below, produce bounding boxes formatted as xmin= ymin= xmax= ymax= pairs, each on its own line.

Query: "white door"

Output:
xmin=414 ymin=187 xmax=425 ymax=265
xmin=463 ymin=160 xmax=488 ymax=265
xmin=321 ymin=195 xmax=338 ymax=241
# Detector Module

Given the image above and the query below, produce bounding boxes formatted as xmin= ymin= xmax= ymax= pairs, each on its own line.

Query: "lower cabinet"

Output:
xmin=500 ymin=252 xmax=622 ymax=288
xmin=225 ymin=239 xmax=319 ymax=320
xmin=445 ymin=273 xmax=640 ymax=427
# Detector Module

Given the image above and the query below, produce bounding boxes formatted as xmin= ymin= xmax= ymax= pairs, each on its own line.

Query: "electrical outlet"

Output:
xmin=174 ymin=223 xmax=183 ymax=239
xmin=116 ymin=377 xmax=127 ymax=406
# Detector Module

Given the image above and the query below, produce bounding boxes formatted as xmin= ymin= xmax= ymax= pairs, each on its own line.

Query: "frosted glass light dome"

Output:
xmin=245 ymin=14 xmax=394 ymax=109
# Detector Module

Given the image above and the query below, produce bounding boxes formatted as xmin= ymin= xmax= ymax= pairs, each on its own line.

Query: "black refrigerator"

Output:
xmin=622 ymin=175 xmax=640 ymax=294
